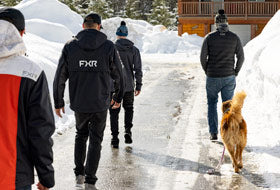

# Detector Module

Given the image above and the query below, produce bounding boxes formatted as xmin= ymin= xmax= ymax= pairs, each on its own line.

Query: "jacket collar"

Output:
xmin=217 ymin=23 xmax=229 ymax=34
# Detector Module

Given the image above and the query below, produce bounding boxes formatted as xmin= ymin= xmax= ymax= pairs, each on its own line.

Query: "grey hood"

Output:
xmin=0 ymin=20 xmax=26 ymax=59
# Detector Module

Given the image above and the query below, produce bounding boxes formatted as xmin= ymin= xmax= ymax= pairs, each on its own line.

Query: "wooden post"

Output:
xmin=251 ymin=24 xmax=256 ymax=39
xmin=204 ymin=23 xmax=209 ymax=36
xmin=178 ymin=0 xmax=182 ymax=15
xmin=178 ymin=0 xmax=181 ymax=36
xmin=245 ymin=0 xmax=248 ymax=20
xmin=211 ymin=1 xmax=214 ymax=18
xmin=178 ymin=23 xmax=183 ymax=36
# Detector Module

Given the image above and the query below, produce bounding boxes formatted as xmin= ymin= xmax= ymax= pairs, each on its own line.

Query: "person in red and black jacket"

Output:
xmin=0 ymin=8 xmax=55 ymax=190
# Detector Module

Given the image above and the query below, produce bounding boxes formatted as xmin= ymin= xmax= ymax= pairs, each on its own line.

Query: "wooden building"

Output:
xmin=178 ymin=0 xmax=280 ymax=45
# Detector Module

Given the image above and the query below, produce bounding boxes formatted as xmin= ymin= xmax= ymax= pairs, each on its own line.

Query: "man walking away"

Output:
xmin=200 ymin=9 xmax=244 ymax=141
xmin=53 ymin=13 xmax=124 ymax=190
xmin=0 ymin=8 xmax=55 ymax=190
xmin=110 ymin=21 xmax=143 ymax=148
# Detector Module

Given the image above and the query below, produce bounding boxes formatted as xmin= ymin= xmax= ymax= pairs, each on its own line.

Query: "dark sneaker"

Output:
xmin=76 ymin=175 xmax=85 ymax=188
xmin=210 ymin=133 xmax=218 ymax=141
xmin=111 ymin=137 xmax=119 ymax=148
xmin=124 ymin=133 xmax=133 ymax=144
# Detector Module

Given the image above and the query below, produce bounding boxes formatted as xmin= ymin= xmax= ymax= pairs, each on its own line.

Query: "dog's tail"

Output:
xmin=231 ymin=91 xmax=247 ymax=114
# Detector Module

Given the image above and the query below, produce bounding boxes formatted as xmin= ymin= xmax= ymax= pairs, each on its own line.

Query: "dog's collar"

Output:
xmin=223 ymin=108 xmax=230 ymax=114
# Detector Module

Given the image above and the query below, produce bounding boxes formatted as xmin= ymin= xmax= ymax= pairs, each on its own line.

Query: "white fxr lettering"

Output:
xmin=22 ymin=71 xmax=38 ymax=80
xmin=79 ymin=60 xmax=98 ymax=67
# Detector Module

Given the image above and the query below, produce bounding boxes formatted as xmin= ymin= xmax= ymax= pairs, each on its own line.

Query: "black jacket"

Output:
xmin=115 ymin=39 xmax=143 ymax=92
xmin=200 ymin=24 xmax=244 ymax=77
xmin=53 ymin=29 xmax=124 ymax=113
xmin=17 ymin=71 xmax=55 ymax=188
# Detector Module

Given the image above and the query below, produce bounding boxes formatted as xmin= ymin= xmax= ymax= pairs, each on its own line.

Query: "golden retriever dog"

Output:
xmin=221 ymin=91 xmax=247 ymax=173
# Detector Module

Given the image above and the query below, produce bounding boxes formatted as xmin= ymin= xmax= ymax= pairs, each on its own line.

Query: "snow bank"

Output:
xmin=25 ymin=19 xmax=73 ymax=43
xmin=16 ymin=0 xmax=82 ymax=42
xmin=236 ymin=12 xmax=280 ymax=185
xmin=22 ymin=32 xmax=76 ymax=133
xmin=102 ymin=17 xmax=203 ymax=54
xmin=23 ymin=33 xmax=62 ymax=92
xmin=237 ymin=10 xmax=280 ymax=147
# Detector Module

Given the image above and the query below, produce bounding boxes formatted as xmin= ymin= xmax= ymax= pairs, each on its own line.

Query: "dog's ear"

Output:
xmin=222 ymin=100 xmax=232 ymax=113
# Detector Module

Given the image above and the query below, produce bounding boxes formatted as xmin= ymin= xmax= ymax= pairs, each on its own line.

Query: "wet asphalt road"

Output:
xmin=36 ymin=61 xmax=270 ymax=190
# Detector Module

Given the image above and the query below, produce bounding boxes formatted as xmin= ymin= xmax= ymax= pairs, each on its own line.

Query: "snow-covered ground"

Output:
xmin=7 ymin=0 xmax=280 ymax=189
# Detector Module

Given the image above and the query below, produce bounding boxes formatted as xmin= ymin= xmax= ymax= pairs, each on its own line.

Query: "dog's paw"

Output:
xmin=238 ymin=163 xmax=243 ymax=169
xmin=234 ymin=167 xmax=240 ymax=173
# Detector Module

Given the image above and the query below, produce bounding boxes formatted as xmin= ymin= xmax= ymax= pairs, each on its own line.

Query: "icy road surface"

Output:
xmin=34 ymin=60 xmax=269 ymax=190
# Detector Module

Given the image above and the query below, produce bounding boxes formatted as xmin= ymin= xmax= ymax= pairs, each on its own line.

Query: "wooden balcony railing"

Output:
xmin=179 ymin=2 xmax=279 ymax=18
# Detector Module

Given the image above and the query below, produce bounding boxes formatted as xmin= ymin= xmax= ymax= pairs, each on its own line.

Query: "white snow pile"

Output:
xmin=102 ymin=17 xmax=203 ymax=54
xmin=236 ymin=11 xmax=280 ymax=184
xmin=237 ymin=10 xmax=280 ymax=147
xmin=15 ymin=0 xmax=82 ymax=43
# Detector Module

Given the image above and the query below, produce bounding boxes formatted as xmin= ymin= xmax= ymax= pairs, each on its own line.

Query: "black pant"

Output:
xmin=109 ymin=91 xmax=134 ymax=137
xmin=16 ymin=185 xmax=31 ymax=190
xmin=74 ymin=111 xmax=107 ymax=185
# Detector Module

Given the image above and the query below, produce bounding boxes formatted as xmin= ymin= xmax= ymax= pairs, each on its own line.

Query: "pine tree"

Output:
xmin=125 ymin=0 xmax=141 ymax=19
xmin=139 ymin=0 xmax=153 ymax=20
xmin=170 ymin=3 xmax=178 ymax=30
xmin=107 ymin=1 xmax=115 ymax=18
xmin=56 ymin=0 xmax=178 ymax=26
xmin=76 ymin=0 xmax=90 ymax=17
xmin=166 ymin=0 xmax=177 ymax=12
xmin=59 ymin=0 xmax=78 ymax=13
xmin=148 ymin=0 xmax=173 ymax=28
xmin=125 ymin=0 xmax=134 ymax=18
xmin=0 ymin=0 xmax=21 ymax=6
xmin=116 ymin=8 xmax=126 ymax=18
xmin=89 ymin=0 xmax=113 ymax=19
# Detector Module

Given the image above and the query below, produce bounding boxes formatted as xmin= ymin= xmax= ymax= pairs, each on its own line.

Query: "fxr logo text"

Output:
xmin=79 ymin=60 xmax=97 ymax=67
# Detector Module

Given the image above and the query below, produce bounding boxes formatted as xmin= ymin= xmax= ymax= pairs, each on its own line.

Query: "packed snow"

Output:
xmin=236 ymin=10 xmax=280 ymax=187
xmin=5 ymin=0 xmax=280 ymax=188
xmin=25 ymin=19 xmax=74 ymax=43
xmin=102 ymin=17 xmax=202 ymax=54
xmin=15 ymin=0 xmax=82 ymax=34
xmin=238 ymin=11 xmax=280 ymax=147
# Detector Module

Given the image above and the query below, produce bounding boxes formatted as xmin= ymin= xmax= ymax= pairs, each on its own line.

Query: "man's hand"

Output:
xmin=111 ymin=99 xmax=121 ymax=109
xmin=135 ymin=90 xmax=141 ymax=96
xmin=55 ymin=107 xmax=65 ymax=118
xmin=37 ymin=182 xmax=49 ymax=190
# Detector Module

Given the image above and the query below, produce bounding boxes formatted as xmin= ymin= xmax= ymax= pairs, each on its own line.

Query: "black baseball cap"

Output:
xmin=83 ymin=13 xmax=103 ymax=29
xmin=0 ymin=8 xmax=25 ymax=31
